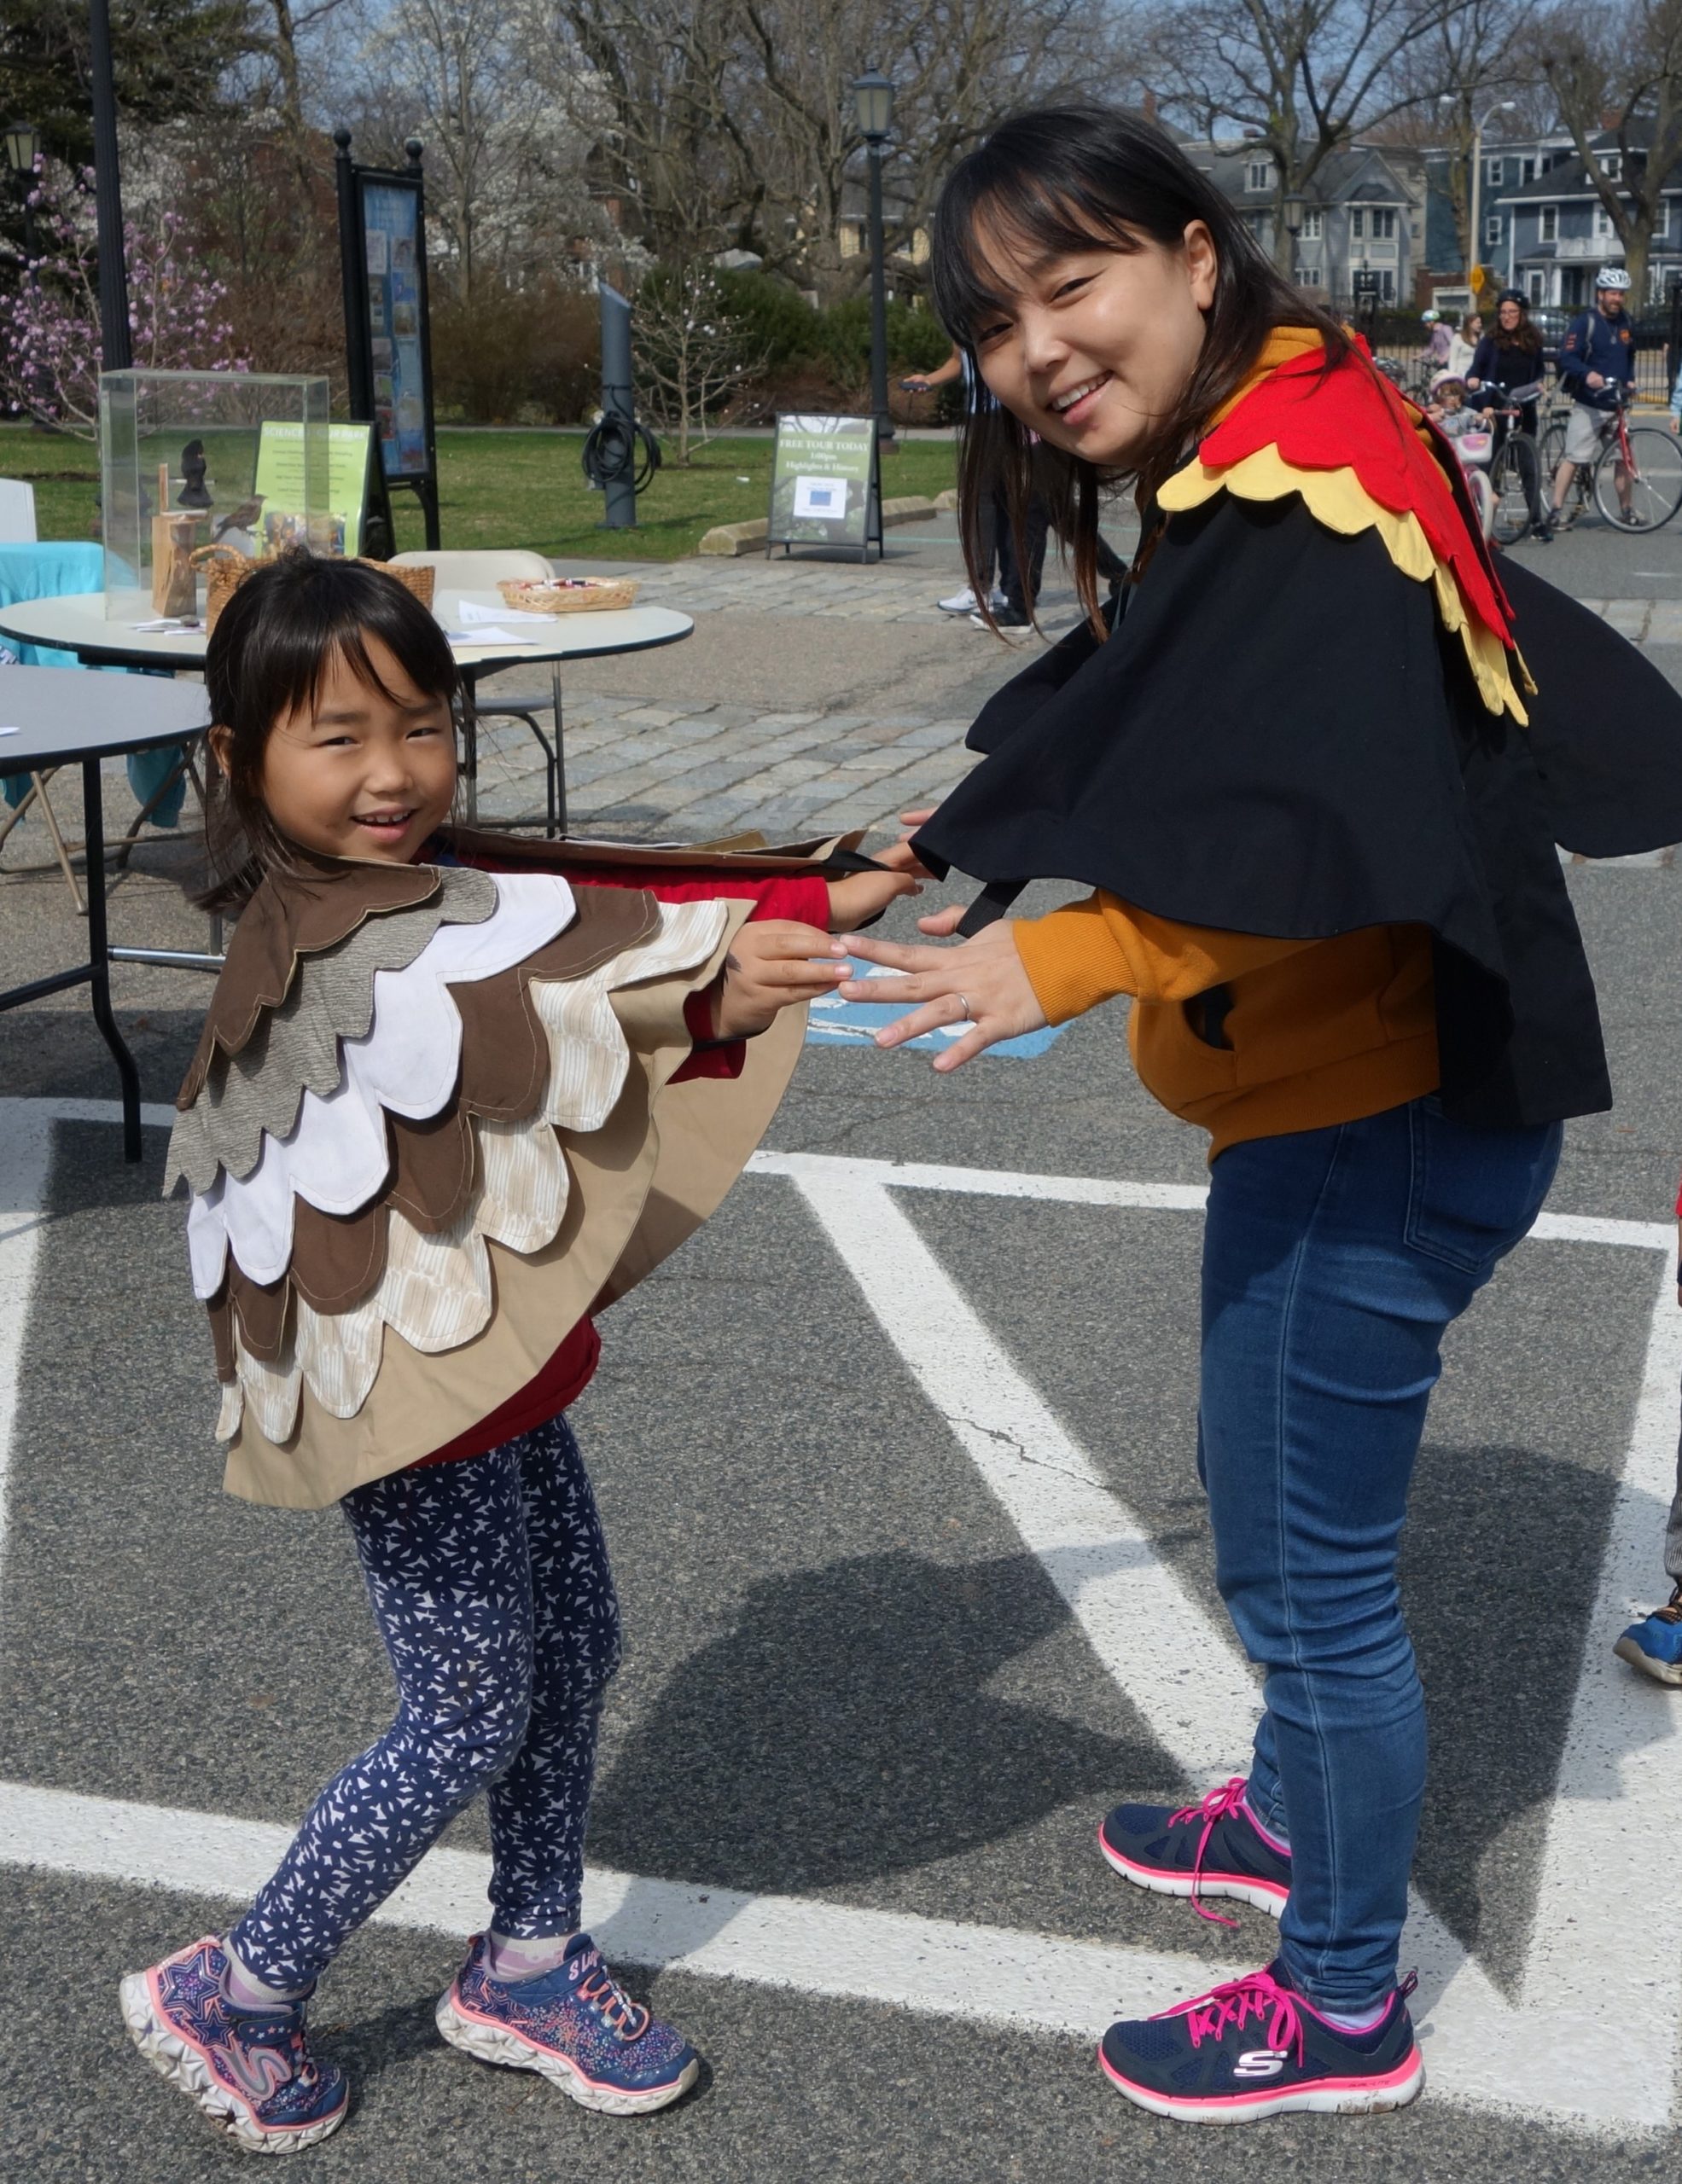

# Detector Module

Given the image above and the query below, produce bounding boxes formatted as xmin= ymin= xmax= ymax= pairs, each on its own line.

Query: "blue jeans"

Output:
xmin=1200 ymin=1095 xmax=1561 ymax=2012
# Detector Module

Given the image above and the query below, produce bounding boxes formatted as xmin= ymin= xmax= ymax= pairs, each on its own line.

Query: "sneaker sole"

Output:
xmin=1614 ymin=1633 xmax=1682 ymax=1686
xmin=1098 ymin=2040 xmax=1424 ymax=2123
xmin=119 ymin=1972 xmax=347 ymax=2155
xmin=435 ymin=1989 xmax=699 ymax=2115
xmin=1097 ymin=1823 xmax=1289 ymax=1917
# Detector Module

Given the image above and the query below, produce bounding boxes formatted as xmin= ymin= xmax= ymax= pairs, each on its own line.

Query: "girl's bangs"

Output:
xmin=933 ymin=166 xmax=1146 ymax=345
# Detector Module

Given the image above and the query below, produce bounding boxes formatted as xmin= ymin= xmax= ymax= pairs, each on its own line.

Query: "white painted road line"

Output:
xmin=3 ymin=1103 xmax=1679 ymax=2134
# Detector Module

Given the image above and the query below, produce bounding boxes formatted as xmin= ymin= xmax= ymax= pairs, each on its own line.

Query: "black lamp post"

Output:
xmin=1283 ymin=191 xmax=1306 ymax=284
xmin=88 ymin=0 xmax=131 ymax=371
xmin=853 ymin=67 xmax=895 ymax=449
xmin=3 ymin=119 xmax=39 ymax=259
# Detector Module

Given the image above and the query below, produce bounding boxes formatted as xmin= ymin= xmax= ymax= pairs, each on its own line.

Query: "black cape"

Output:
xmin=914 ymin=493 xmax=1682 ymax=1127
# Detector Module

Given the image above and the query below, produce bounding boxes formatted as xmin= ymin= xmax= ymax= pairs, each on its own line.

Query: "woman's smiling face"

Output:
xmin=969 ymin=218 xmax=1218 ymax=468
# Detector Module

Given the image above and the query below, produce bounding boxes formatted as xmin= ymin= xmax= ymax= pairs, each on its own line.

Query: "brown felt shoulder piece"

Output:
xmin=178 ymin=857 xmax=441 ymax=1109
xmin=229 ymin=1260 xmax=291 ymax=1364
xmin=442 ymin=822 xmax=866 ymax=876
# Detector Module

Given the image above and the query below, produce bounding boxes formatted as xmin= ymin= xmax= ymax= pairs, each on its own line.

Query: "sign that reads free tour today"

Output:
xmin=767 ymin=415 xmax=880 ymax=555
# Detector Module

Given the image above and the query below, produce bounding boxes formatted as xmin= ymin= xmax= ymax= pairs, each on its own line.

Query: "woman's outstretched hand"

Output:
xmin=832 ymin=915 xmax=1047 ymax=1072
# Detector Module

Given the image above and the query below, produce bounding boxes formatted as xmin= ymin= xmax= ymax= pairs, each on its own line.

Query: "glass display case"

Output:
xmin=98 ymin=369 xmax=332 ymax=622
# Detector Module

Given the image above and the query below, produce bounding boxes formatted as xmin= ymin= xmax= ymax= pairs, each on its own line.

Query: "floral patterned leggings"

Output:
xmin=229 ymin=1414 xmax=620 ymax=1991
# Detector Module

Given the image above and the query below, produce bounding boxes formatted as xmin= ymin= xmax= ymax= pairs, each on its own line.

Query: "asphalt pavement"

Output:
xmin=5 ymin=515 xmax=1682 ymax=2181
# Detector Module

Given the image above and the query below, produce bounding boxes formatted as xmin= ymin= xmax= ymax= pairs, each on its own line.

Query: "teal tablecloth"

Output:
xmin=0 ymin=541 xmax=187 ymax=824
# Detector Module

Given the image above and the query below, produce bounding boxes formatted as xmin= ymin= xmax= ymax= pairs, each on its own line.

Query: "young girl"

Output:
xmin=850 ymin=105 xmax=1682 ymax=2124
xmin=121 ymin=554 xmax=911 ymax=2152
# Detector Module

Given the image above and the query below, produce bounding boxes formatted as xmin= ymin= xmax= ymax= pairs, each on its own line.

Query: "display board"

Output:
xmin=253 ymin=421 xmax=376 ymax=555
xmin=766 ymin=415 xmax=882 ymax=561
xmin=357 ymin=176 xmax=434 ymax=482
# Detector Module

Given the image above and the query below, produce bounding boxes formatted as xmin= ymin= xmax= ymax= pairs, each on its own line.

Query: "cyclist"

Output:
xmin=1539 ymin=266 xmax=1636 ymax=538
xmin=1420 ymin=307 xmax=1453 ymax=369
xmin=1466 ymin=291 xmax=1545 ymax=436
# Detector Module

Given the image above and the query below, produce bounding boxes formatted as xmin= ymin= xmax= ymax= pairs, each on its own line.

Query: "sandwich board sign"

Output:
xmin=766 ymin=415 xmax=882 ymax=561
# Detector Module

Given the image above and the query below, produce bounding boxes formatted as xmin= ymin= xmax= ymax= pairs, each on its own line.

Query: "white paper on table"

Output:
xmin=444 ymin=624 xmax=527 ymax=645
xmin=453 ymin=596 xmax=552 ymax=626
xmin=0 ymin=725 xmax=20 ymax=736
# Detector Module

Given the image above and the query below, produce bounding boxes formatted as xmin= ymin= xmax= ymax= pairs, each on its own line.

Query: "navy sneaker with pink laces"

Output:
xmin=1099 ymin=1960 xmax=1423 ymax=2123
xmin=436 ymin=1932 xmax=699 ymax=2114
xmin=119 ymin=1935 xmax=348 ymax=2153
xmin=1099 ymin=1775 xmax=1291 ymax=1920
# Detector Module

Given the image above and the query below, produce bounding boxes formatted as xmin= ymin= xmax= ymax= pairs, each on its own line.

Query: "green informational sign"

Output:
xmin=253 ymin=421 xmax=375 ymax=556
xmin=767 ymin=415 xmax=879 ymax=555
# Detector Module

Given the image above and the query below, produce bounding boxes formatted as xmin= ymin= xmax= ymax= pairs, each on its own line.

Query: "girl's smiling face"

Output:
xmin=210 ymin=633 xmax=457 ymax=866
xmin=969 ymin=218 xmax=1218 ymax=468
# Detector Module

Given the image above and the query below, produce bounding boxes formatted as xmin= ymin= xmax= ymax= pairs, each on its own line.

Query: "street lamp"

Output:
xmin=2 ymin=120 xmax=39 ymax=176
xmin=88 ymin=0 xmax=132 ymax=369
xmin=853 ymin=67 xmax=895 ymax=450
xmin=1468 ymin=99 xmax=1516 ymax=289
xmin=1283 ymin=190 xmax=1306 ymax=284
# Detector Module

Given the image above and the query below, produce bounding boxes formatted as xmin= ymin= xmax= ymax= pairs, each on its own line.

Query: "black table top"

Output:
xmin=0 ymin=665 xmax=210 ymax=768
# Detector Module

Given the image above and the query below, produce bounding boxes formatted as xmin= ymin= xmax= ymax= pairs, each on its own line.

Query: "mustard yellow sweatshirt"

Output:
xmin=1013 ymin=895 xmax=1440 ymax=1159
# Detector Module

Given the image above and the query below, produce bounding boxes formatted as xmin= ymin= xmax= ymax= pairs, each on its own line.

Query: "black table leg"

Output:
xmin=81 ymin=755 xmax=143 ymax=1161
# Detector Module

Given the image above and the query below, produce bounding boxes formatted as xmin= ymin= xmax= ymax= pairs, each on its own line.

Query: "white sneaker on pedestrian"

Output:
xmin=939 ymin=586 xmax=1007 ymax=615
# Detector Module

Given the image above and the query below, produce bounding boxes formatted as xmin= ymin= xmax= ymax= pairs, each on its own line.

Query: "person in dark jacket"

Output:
xmin=1466 ymin=289 xmax=1545 ymax=435
xmin=1540 ymin=268 xmax=1637 ymax=534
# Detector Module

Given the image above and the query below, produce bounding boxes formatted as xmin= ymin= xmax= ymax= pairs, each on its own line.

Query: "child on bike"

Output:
xmin=119 ymin=555 xmax=911 ymax=2152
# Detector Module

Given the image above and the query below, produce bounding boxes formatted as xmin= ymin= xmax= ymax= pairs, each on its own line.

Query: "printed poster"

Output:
xmin=359 ymin=178 xmax=431 ymax=479
xmin=768 ymin=416 xmax=876 ymax=547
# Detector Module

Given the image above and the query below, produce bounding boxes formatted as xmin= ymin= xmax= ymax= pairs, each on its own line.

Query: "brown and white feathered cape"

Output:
xmin=166 ymin=845 xmax=804 ymax=1508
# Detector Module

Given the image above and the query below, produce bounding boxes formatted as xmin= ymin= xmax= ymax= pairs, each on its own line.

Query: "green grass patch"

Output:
xmin=2 ymin=423 xmax=956 ymax=563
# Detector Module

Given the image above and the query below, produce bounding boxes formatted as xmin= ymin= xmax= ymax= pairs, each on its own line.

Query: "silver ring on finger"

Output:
xmin=955 ymin=993 xmax=972 ymax=1021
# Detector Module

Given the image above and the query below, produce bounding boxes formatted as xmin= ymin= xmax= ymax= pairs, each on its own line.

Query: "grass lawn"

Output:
xmin=1 ymin=424 xmax=956 ymax=563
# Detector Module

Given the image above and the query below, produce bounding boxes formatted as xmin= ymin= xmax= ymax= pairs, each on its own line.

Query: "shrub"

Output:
xmin=430 ymin=279 xmax=598 ymax=425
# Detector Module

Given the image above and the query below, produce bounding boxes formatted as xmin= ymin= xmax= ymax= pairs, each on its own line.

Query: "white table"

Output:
xmin=0 ymin=668 xmax=212 ymax=1159
xmin=0 ymin=590 xmax=695 ymax=833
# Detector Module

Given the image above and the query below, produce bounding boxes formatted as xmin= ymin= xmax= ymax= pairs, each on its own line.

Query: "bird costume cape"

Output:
xmin=167 ymin=828 xmax=859 ymax=1509
xmin=916 ymin=332 xmax=1682 ymax=1126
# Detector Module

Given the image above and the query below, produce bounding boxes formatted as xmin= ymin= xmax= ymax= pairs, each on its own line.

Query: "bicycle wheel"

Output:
xmin=1490 ymin=437 xmax=1539 ymax=544
xmin=1594 ymin=426 xmax=1682 ymax=531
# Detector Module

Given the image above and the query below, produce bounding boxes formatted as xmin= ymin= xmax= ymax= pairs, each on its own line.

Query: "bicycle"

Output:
xmin=1545 ymin=383 xmax=1682 ymax=533
xmin=1480 ymin=382 xmax=1545 ymax=545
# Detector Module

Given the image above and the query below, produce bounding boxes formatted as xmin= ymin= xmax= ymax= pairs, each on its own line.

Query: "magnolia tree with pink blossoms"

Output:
xmin=1 ymin=166 xmax=249 ymax=437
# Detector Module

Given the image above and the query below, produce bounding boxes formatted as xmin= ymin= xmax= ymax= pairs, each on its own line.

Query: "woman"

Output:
xmin=846 ymin=105 xmax=1682 ymax=2126
xmin=1446 ymin=310 xmax=1480 ymax=377
xmin=1467 ymin=290 xmax=1545 ymax=433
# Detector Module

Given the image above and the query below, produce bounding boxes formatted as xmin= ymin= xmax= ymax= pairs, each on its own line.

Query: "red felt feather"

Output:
xmin=1199 ymin=342 xmax=1514 ymax=651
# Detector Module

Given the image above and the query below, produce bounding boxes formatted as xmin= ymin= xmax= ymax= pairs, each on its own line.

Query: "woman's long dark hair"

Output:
xmin=198 ymin=553 xmax=460 ymax=911
xmin=1493 ymin=299 xmax=1544 ymax=355
xmin=930 ymin=104 xmax=1349 ymax=633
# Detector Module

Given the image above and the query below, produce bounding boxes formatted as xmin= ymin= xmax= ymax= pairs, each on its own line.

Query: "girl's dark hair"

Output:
xmin=198 ymin=554 xmax=459 ymax=910
xmin=930 ymin=103 xmax=1350 ymax=632
xmin=1493 ymin=301 xmax=1543 ymax=356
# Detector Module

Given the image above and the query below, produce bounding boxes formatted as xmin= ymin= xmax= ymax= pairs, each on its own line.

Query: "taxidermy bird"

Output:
xmin=213 ymin=496 xmax=265 ymax=542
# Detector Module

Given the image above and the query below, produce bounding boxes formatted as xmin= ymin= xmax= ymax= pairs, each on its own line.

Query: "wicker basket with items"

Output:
xmin=190 ymin=549 xmax=436 ymax=633
xmin=496 ymin=577 xmax=640 ymax=615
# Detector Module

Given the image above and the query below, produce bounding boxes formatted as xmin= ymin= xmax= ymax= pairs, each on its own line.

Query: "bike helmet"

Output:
xmin=1595 ymin=266 xmax=1633 ymax=290
xmin=1497 ymin=288 xmax=1527 ymax=307
xmin=1421 ymin=308 xmax=1440 ymax=322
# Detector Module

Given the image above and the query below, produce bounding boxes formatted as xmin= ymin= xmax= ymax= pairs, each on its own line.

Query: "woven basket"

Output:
xmin=497 ymin=576 xmax=639 ymax=615
xmin=190 ymin=549 xmax=437 ymax=633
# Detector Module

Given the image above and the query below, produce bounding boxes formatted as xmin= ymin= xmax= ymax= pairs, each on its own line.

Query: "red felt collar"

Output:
xmin=1198 ymin=343 xmax=1514 ymax=651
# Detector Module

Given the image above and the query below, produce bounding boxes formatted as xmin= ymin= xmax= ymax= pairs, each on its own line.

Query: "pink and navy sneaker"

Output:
xmin=1099 ymin=1960 xmax=1423 ymax=2124
xmin=1099 ymin=1776 xmax=1291 ymax=1920
xmin=119 ymin=1935 xmax=348 ymax=2153
xmin=436 ymin=1932 xmax=699 ymax=2115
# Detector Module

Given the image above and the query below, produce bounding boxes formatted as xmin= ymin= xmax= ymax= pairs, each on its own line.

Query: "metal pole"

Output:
xmin=867 ymin=142 xmax=893 ymax=445
xmin=404 ymin=136 xmax=440 ymax=550
xmin=1469 ymin=125 xmax=1481 ymax=283
xmin=335 ymin=129 xmax=371 ymax=420
xmin=88 ymin=0 xmax=131 ymax=370
xmin=598 ymin=280 xmax=637 ymax=530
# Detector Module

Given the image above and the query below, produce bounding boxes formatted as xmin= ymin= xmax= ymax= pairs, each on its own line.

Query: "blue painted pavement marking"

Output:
xmin=805 ymin=961 xmax=1068 ymax=1059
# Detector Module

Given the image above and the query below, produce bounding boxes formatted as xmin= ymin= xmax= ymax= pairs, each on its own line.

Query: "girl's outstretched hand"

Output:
xmin=713 ymin=922 xmax=847 ymax=1039
xmin=824 ymin=866 xmax=922 ymax=931
xmin=870 ymin=805 xmax=940 ymax=879
xmin=832 ymin=917 xmax=1047 ymax=1072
